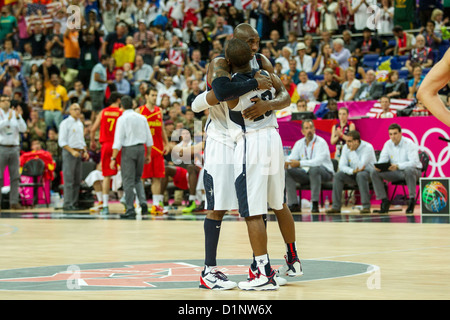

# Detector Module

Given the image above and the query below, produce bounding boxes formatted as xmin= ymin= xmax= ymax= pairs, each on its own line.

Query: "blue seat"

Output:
xmin=362 ymin=54 xmax=380 ymax=69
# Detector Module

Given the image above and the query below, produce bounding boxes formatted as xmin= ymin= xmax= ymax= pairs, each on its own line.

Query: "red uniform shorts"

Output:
xmin=101 ymin=142 xmax=121 ymax=177
xmin=142 ymin=147 xmax=165 ymax=179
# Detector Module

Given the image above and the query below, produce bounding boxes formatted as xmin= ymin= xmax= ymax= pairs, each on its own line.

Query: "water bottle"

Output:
xmin=325 ymin=196 xmax=330 ymax=210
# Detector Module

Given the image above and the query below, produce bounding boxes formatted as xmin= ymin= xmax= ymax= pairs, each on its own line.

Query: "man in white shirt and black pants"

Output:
xmin=371 ymin=123 xmax=422 ymax=214
xmin=111 ymin=95 xmax=153 ymax=219
xmin=58 ymin=103 xmax=89 ymax=211
xmin=0 ymin=95 xmax=27 ymax=210
xmin=285 ymin=120 xmax=334 ymax=213
xmin=326 ymin=130 xmax=376 ymax=214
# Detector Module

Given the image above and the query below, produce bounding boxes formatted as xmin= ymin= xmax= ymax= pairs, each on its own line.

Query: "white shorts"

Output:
xmin=234 ymin=127 xmax=285 ymax=217
xmin=203 ymin=136 xmax=238 ymax=211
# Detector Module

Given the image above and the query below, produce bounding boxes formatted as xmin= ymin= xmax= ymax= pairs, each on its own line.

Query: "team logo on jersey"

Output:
xmin=0 ymin=259 xmax=376 ymax=291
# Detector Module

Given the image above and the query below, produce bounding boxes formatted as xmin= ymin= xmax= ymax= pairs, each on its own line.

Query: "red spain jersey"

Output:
xmin=138 ymin=105 xmax=164 ymax=155
xmin=99 ymin=106 xmax=123 ymax=144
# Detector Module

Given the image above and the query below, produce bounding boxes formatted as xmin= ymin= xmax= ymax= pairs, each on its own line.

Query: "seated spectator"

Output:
xmin=68 ymin=81 xmax=88 ymax=114
xmin=322 ymin=99 xmax=339 ymax=119
xmin=304 ymin=34 xmax=318 ymax=58
xmin=355 ymin=70 xmax=384 ymax=101
xmin=297 ymin=71 xmax=319 ymax=106
xmin=275 ymin=46 xmax=293 ymax=74
xmin=312 ymin=43 xmax=332 ymax=75
xmin=133 ymin=54 xmax=153 ymax=95
xmin=377 ymin=96 xmax=395 ymax=118
xmin=355 ymin=27 xmax=381 ymax=57
xmin=385 ymin=70 xmax=408 ymax=99
xmin=347 ymin=56 xmax=366 ymax=80
xmin=388 ymin=25 xmax=416 ymax=56
xmin=264 ymin=29 xmax=284 ymax=59
xmin=331 ymin=38 xmax=351 ymax=70
xmin=431 ymin=8 xmax=448 ymax=37
xmin=421 ymin=20 xmax=442 ymax=50
xmin=296 ymin=98 xmax=309 ymax=112
xmin=405 ymin=35 xmax=434 ymax=74
xmin=286 ymin=59 xmax=301 ymax=85
xmin=327 ymin=58 xmax=345 ymax=83
xmin=407 ymin=65 xmax=424 ymax=99
xmin=0 ymin=39 xmax=21 ymax=67
xmin=342 ymin=29 xmax=357 ymax=54
xmin=281 ymin=74 xmax=300 ymax=104
xmin=330 ymin=106 xmax=355 ymax=158
xmin=25 ymin=109 xmax=47 ymax=150
xmin=340 ymin=67 xmax=361 ymax=101
xmin=150 ymin=67 xmax=178 ymax=105
xmin=294 ymin=42 xmax=313 ymax=73
xmin=314 ymin=68 xmax=341 ymax=102
xmin=113 ymin=69 xmax=131 ymax=96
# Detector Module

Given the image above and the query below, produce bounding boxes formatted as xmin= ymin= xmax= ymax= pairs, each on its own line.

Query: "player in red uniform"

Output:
xmin=90 ymin=92 xmax=124 ymax=214
xmin=138 ymin=87 xmax=170 ymax=215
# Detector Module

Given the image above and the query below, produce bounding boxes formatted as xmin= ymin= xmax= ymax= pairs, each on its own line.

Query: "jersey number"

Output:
xmin=107 ymin=118 xmax=116 ymax=131
xmin=253 ymin=90 xmax=273 ymax=122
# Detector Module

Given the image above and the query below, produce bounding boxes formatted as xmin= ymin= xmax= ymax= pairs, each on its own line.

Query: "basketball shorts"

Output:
xmin=142 ymin=147 xmax=165 ymax=179
xmin=234 ymin=127 xmax=285 ymax=217
xmin=203 ymin=136 xmax=238 ymax=211
xmin=101 ymin=142 xmax=121 ymax=177
xmin=173 ymin=166 xmax=189 ymax=190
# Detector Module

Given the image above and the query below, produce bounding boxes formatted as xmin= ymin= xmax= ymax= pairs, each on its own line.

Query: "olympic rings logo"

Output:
xmin=402 ymin=128 xmax=450 ymax=178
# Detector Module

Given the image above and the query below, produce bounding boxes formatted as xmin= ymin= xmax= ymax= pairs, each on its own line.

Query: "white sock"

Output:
xmin=102 ymin=194 xmax=109 ymax=207
xmin=189 ymin=195 xmax=196 ymax=201
xmin=95 ymin=192 xmax=102 ymax=202
xmin=255 ymin=254 xmax=269 ymax=275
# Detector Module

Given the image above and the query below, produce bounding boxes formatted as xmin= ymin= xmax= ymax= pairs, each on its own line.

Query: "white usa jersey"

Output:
xmin=204 ymin=101 xmax=235 ymax=148
xmin=227 ymin=69 xmax=277 ymax=142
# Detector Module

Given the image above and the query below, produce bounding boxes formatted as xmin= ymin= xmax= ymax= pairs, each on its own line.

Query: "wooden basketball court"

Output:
xmin=0 ymin=203 xmax=449 ymax=301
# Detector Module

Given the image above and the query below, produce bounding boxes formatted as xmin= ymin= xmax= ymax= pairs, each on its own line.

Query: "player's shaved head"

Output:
xmin=234 ymin=23 xmax=257 ymax=40
xmin=225 ymin=38 xmax=252 ymax=68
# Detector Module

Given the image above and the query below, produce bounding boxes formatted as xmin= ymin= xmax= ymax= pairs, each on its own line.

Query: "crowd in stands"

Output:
xmin=1 ymin=0 xmax=449 ymax=206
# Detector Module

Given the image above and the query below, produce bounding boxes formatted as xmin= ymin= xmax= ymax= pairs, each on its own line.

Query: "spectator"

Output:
xmin=295 ymin=42 xmax=313 ymax=73
xmin=349 ymin=0 xmax=376 ymax=32
xmin=281 ymin=74 xmax=300 ymax=104
xmin=25 ymin=109 xmax=47 ymax=149
xmin=322 ymin=99 xmax=339 ymax=119
xmin=422 ymin=20 xmax=442 ymax=50
xmin=186 ymin=79 xmax=203 ymax=112
xmin=101 ymin=22 xmax=128 ymax=56
xmin=385 ymin=70 xmax=408 ymax=99
xmin=330 ymin=106 xmax=355 ymax=158
xmin=265 ymin=30 xmax=284 ymax=59
xmin=302 ymin=0 xmax=322 ymax=34
xmin=340 ymin=67 xmax=361 ymax=101
xmin=321 ymin=0 xmax=339 ymax=34
xmin=78 ymin=25 xmax=102 ymax=90
xmin=46 ymin=21 xmax=65 ymax=69
xmin=286 ymin=59 xmax=301 ymax=85
xmin=134 ymin=19 xmax=157 ymax=65
xmin=0 ymin=6 xmax=17 ymax=44
xmin=355 ymin=27 xmax=381 ymax=57
xmin=15 ymin=4 xmax=29 ymax=52
xmin=304 ymin=34 xmax=318 ymax=58
xmin=405 ymin=35 xmax=434 ymax=73
xmin=63 ymin=27 xmax=81 ymax=70
xmin=389 ymin=25 xmax=416 ymax=56
xmin=377 ymin=0 xmax=394 ymax=34
xmin=331 ymin=38 xmax=351 ymax=70
xmin=27 ymin=15 xmax=48 ymax=59
xmin=210 ymin=16 xmax=233 ymax=44
xmin=297 ymin=71 xmax=319 ymax=106
xmin=28 ymin=79 xmax=45 ymax=114
xmin=377 ymin=96 xmax=395 ymax=118
xmin=113 ymin=69 xmax=131 ymax=96
xmin=38 ymin=56 xmax=60 ymax=80
xmin=285 ymin=31 xmax=299 ymax=55
xmin=6 ymin=61 xmax=28 ymax=104
xmin=431 ymin=8 xmax=448 ymax=36
xmin=407 ymin=65 xmax=425 ymax=99
xmin=68 ymin=81 xmax=89 ymax=113
xmin=0 ymin=39 xmax=21 ymax=68
xmin=88 ymin=55 xmax=110 ymax=119
xmin=342 ymin=29 xmax=357 ymax=53
xmin=133 ymin=54 xmax=153 ymax=94
xmin=347 ymin=55 xmax=366 ymax=80
xmin=43 ymin=69 xmax=69 ymax=131
xmin=355 ymin=70 xmax=384 ymax=101
xmin=312 ymin=43 xmax=332 ymax=75
xmin=150 ymin=67 xmax=178 ymax=105
xmin=314 ymin=68 xmax=341 ymax=102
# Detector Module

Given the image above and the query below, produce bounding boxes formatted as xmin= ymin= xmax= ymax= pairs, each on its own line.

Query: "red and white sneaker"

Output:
xmin=249 ymin=265 xmax=287 ymax=286
xmin=150 ymin=203 xmax=168 ymax=216
xmin=277 ymin=255 xmax=304 ymax=277
xmin=199 ymin=267 xmax=237 ymax=290
xmin=239 ymin=268 xmax=279 ymax=291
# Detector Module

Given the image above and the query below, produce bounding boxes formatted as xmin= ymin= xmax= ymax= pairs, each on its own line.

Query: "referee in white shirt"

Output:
xmin=58 ymin=103 xmax=89 ymax=211
xmin=285 ymin=120 xmax=334 ymax=213
xmin=111 ymin=95 xmax=153 ymax=219
xmin=371 ymin=123 xmax=422 ymax=214
xmin=326 ymin=131 xmax=376 ymax=214
xmin=0 ymin=95 xmax=26 ymax=209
